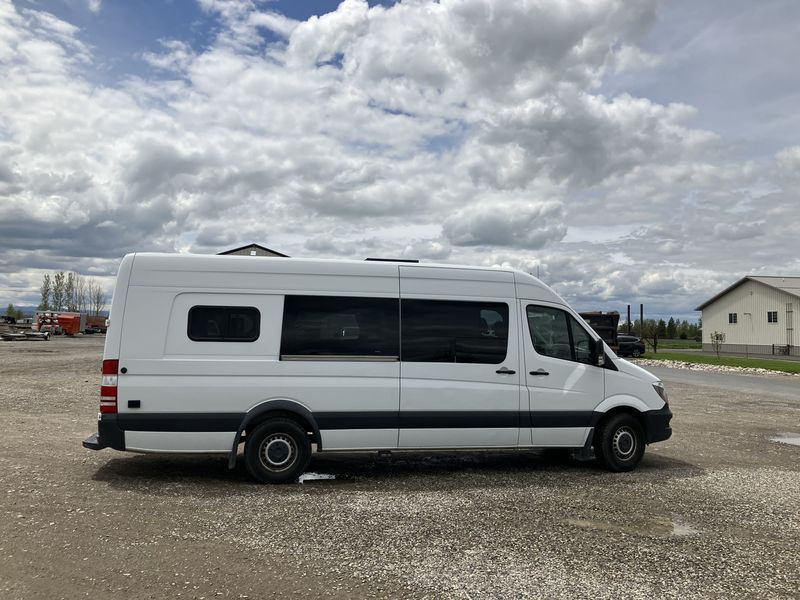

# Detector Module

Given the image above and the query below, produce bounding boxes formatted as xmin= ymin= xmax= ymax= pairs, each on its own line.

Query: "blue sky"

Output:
xmin=18 ymin=0 xmax=393 ymax=80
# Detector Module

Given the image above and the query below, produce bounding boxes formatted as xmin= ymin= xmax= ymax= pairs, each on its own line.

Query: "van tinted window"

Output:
xmin=188 ymin=306 xmax=260 ymax=342
xmin=401 ymin=300 xmax=509 ymax=363
xmin=281 ymin=296 xmax=399 ymax=359
xmin=527 ymin=305 xmax=594 ymax=364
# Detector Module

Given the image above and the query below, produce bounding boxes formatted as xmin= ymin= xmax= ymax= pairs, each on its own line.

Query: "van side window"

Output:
xmin=188 ymin=306 xmax=260 ymax=342
xmin=526 ymin=305 xmax=594 ymax=365
xmin=281 ymin=296 xmax=399 ymax=359
xmin=401 ymin=300 xmax=509 ymax=364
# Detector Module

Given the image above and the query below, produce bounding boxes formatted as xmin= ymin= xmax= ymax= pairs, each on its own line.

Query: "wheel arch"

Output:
xmin=227 ymin=399 xmax=322 ymax=469
xmin=591 ymin=396 xmax=649 ymax=442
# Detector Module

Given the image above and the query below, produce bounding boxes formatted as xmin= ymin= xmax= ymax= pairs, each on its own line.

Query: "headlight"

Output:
xmin=653 ymin=381 xmax=668 ymax=403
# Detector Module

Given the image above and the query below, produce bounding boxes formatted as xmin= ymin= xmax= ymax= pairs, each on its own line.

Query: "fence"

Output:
xmin=702 ymin=343 xmax=800 ymax=357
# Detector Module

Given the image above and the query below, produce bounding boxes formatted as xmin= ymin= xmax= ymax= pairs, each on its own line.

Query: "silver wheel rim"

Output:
xmin=259 ymin=433 xmax=297 ymax=472
xmin=612 ymin=426 xmax=637 ymax=461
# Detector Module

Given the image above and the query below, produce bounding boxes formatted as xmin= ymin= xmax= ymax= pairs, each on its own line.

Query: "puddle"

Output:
xmin=298 ymin=472 xmax=336 ymax=484
xmin=567 ymin=516 xmax=699 ymax=537
xmin=770 ymin=433 xmax=800 ymax=447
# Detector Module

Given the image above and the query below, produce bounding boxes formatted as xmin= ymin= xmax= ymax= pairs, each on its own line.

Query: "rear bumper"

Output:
xmin=643 ymin=405 xmax=673 ymax=443
xmin=82 ymin=414 xmax=126 ymax=451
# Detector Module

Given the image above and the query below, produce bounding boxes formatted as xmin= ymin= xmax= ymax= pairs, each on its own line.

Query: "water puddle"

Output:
xmin=567 ymin=516 xmax=699 ymax=537
xmin=770 ymin=433 xmax=800 ymax=447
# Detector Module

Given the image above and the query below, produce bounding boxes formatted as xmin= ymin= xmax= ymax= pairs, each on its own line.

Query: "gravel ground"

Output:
xmin=634 ymin=358 xmax=800 ymax=377
xmin=1 ymin=336 xmax=798 ymax=599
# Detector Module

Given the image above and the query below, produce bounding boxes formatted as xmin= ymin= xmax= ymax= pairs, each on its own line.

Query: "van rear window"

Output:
xmin=188 ymin=306 xmax=260 ymax=342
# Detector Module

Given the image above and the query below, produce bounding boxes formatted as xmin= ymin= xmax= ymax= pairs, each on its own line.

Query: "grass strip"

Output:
xmin=641 ymin=351 xmax=800 ymax=374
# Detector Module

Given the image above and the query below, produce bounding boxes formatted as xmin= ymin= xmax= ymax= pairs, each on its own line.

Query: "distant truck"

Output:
xmin=579 ymin=311 xmax=620 ymax=353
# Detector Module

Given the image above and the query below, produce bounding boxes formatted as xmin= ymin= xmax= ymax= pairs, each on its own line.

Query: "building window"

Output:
xmin=401 ymin=300 xmax=509 ymax=364
xmin=728 ymin=313 xmax=737 ymax=324
xmin=768 ymin=311 xmax=778 ymax=323
xmin=188 ymin=306 xmax=260 ymax=342
xmin=526 ymin=305 xmax=595 ymax=365
xmin=281 ymin=296 xmax=399 ymax=359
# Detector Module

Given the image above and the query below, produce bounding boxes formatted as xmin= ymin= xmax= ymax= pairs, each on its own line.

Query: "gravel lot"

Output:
xmin=1 ymin=336 xmax=798 ymax=599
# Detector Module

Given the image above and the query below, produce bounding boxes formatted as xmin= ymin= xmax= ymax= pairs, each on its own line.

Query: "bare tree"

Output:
xmin=52 ymin=272 xmax=66 ymax=311
xmin=710 ymin=331 xmax=725 ymax=358
xmin=73 ymin=273 xmax=87 ymax=313
xmin=38 ymin=274 xmax=51 ymax=310
xmin=65 ymin=273 xmax=76 ymax=311
xmin=89 ymin=279 xmax=108 ymax=316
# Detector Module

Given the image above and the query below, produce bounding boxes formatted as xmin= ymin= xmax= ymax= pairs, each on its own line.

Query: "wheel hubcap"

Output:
xmin=612 ymin=427 xmax=637 ymax=460
xmin=260 ymin=434 xmax=297 ymax=472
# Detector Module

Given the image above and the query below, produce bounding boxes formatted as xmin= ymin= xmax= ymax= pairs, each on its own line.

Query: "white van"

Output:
xmin=83 ymin=253 xmax=672 ymax=483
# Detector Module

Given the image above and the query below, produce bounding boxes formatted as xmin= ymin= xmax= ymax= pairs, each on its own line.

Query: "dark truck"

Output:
xmin=579 ymin=311 xmax=620 ymax=354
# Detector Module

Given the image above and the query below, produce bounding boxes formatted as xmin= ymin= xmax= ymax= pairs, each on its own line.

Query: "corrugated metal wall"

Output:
xmin=701 ymin=280 xmax=798 ymax=349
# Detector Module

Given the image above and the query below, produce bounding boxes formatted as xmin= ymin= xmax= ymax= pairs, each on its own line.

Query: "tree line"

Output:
xmin=620 ymin=317 xmax=701 ymax=340
xmin=38 ymin=272 xmax=107 ymax=315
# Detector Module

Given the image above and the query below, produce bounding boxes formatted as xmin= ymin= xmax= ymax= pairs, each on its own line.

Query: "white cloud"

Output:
xmin=0 ymin=0 xmax=798 ymax=320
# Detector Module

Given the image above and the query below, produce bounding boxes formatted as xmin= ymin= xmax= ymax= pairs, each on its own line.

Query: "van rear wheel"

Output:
xmin=245 ymin=418 xmax=311 ymax=484
xmin=594 ymin=413 xmax=645 ymax=472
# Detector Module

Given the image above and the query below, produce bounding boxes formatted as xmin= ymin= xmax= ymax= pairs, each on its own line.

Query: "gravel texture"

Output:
xmin=1 ymin=336 xmax=799 ymax=599
xmin=634 ymin=358 xmax=800 ymax=377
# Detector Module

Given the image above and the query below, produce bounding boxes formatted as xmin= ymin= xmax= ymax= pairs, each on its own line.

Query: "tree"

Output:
xmin=39 ymin=274 xmax=51 ymax=311
xmin=710 ymin=331 xmax=725 ymax=358
xmin=74 ymin=274 xmax=87 ymax=314
xmin=52 ymin=272 xmax=66 ymax=311
xmin=5 ymin=303 xmax=14 ymax=318
xmin=656 ymin=319 xmax=667 ymax=338
xmin=88 ymin=279 xmax=107 ymax=316
xmin=666 ymin=317 xmax=677 ymax=339
xmin=65 ymin=272 xmax=76 ymax=312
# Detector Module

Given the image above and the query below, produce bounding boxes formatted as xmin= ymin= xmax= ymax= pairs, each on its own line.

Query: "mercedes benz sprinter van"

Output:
xmin=83 ymin=253 xmax=672 ymax=483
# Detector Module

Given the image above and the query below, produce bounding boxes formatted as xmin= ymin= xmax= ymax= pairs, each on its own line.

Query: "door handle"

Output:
xmin=496 ymin=367 xmax=516 ymax=374
xmin=529 ymin=369 xmax=549 ymax=376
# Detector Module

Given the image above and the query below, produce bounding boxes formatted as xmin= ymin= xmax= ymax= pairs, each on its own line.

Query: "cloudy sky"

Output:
xmin=1 ymin=0 xmax=799 ymax=319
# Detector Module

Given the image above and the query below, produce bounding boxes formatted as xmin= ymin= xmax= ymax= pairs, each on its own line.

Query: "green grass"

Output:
xmin=641 ymin=351 xmax=800 ymax=374
xmin=655 ymin=338 xmax=702 ymax=350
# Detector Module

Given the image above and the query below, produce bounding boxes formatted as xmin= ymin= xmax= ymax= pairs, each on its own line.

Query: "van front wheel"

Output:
xmin=594 ymin=413 xmax=645 ymax=472
xmin=245 ymin=418 xmax=311 ymax=484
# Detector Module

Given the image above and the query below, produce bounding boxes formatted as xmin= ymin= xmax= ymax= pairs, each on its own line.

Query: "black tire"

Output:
xmin=245 ymin=418 xmax=311 ymax=484
xmin=631 ymin=348 xmax=641 ymax=358
xmin=594 ymin=413 xmax=645 ymax=472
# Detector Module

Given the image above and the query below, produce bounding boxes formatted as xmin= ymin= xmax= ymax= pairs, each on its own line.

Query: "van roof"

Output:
xmin=126 ymin=252 xmax=562 ymax=303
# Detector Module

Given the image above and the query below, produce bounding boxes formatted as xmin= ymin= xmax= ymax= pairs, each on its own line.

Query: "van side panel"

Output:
xmin=398 ymin=266 xmax=522 ymax=448
xmin=116 ymin=257 xmax=401 ymax=452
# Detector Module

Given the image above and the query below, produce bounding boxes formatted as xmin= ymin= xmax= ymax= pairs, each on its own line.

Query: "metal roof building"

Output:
xmin=217 ymin=243 xmax=289 ymax=258
xmin=696 ymin=276 xmax=799 ymax=356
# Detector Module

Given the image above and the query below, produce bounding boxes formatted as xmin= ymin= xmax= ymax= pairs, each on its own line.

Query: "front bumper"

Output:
xmin=82 ymin=414 xmax=126 ymax=451
xmin=643 ymin=405 xmax=673 ymax=443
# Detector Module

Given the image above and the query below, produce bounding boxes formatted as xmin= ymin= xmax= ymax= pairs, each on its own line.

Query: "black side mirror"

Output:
xmin=593 ymin=339 xmax=606 ymax=366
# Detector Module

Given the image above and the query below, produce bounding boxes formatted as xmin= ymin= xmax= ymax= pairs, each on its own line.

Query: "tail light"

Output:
xmin=100 ymin=359 xmax=119 ymax=414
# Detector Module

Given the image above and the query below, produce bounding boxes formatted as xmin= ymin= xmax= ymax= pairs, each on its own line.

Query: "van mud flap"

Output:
xmin=82 ymin=433 xmax=104 ymax=450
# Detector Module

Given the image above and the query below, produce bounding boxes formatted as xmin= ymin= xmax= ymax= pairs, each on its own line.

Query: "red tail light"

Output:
xmin=100 ymin=359 xmax=119 ymax=414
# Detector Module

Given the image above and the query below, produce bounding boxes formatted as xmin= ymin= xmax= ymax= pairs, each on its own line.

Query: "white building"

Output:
xmin=696 ymin=276 xmax=799 ymax=356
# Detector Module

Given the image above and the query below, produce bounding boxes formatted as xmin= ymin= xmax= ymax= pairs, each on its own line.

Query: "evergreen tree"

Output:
xmin=666 ymin=317 xmax=677 ymax=339
xmin=656 ymin=319 xmax=667 ymax=337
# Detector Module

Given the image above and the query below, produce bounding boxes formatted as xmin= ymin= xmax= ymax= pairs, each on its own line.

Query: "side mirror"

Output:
xmin=593 ymin=339 xmax=606 ymax=366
